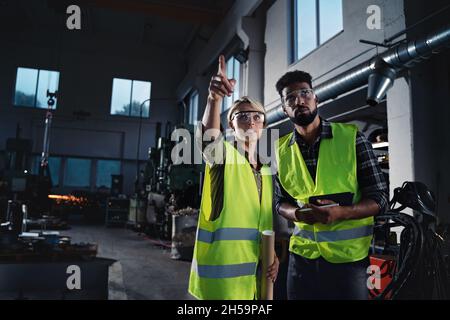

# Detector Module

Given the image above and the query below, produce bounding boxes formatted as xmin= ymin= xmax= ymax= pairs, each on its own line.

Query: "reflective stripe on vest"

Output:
xmin=191 ymin=259 xmax=257 ymax=278
xmin=294 ymin=225 xmax=373 ymax=242
xmin=197 ymin=228 xmax=260 ymax=243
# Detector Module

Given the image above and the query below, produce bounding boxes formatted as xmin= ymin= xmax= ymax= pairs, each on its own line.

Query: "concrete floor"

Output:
xmin=64 ymin=215 xmax=194 ymax=300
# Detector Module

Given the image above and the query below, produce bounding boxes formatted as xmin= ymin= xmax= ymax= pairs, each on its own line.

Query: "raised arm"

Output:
xmin=201 ymin=55 xmax=236 ymax=139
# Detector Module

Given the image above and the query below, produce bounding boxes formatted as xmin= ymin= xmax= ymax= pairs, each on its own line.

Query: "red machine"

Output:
xmin=368 ymin=254 xmax=396 ymax=299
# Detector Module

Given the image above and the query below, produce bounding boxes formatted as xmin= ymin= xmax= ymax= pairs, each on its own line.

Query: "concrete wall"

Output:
xmin=0 ymin=25 xmax=184 ymax=195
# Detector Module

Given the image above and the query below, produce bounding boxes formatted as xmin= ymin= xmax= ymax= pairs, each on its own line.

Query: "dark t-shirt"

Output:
xmin=195 ymin=124 xmax=263 ymax=221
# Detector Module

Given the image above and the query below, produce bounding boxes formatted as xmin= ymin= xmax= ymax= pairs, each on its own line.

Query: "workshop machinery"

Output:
xmin=0 ymin=130 xmax=52 ymax=222
xmin=135 ymin=123 xmax=204 ymax=246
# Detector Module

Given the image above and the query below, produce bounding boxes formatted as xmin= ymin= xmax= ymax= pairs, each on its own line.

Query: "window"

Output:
xmin=110 ymin=78 xmax=151 ymax=117
xmin=96 ymin=160 xmax=121 ymax=188
xmin=222 ymin=56 xmax=240 ymax=112
xmin=189 ymin=91 xmax=199 ymax=125
xmin=292 ymin=0 xmax=343 ymax=61
xmin=14 ymin=67 xmax=60 ymax=109
xmin=47 ymin=157 xmax=61 ymax=187
xmin=31 ymin=156 xmax=61 ymax=187
xmin=64 ymin=158 xmax=91 ymax=188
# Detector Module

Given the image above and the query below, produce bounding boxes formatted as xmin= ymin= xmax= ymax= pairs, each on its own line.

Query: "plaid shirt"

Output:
xmin=274 ymin=118 xmax=389 ymax=214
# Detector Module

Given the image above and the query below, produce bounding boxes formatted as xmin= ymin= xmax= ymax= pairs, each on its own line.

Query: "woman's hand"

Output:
xmin=266 ymin=255 xmax=279 ymax=283
xmin=208 ymin=55 xmax=236 ymax=101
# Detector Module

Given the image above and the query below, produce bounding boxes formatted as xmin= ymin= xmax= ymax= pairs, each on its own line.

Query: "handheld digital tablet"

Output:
xmin=309 ymin=192 xmax=354 ymax=206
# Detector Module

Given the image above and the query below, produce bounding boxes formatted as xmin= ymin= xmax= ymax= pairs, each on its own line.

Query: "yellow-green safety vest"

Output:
xmin=275 ymin=122 xmax=373 ymax=263
xmin=189 ymin=141 xmax=273 ymax=300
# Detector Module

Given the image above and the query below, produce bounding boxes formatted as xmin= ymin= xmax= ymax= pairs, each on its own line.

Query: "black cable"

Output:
xmin=373 ymin=182 xmax=449 ymax=300
xmin=372 ymin=211 xmax=421 ymax=299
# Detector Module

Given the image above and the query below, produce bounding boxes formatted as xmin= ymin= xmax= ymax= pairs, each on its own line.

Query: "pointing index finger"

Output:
xmin=218 ymin=55 xmax=226 ymax=76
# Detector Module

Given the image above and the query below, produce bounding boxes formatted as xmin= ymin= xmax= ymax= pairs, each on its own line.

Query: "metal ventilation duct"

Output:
xmin=367 ymin=58 xmax=397 ymax=106
xmin=267 ymin=24 xmax=450 ymax=125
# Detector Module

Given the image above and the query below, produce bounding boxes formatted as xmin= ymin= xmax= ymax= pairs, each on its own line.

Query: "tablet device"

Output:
xmin=309 ymin=192 xmax=354 ymax=206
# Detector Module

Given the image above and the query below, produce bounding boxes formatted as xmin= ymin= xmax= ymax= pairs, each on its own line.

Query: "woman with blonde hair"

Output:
xmin=188 ymin=55 xmax=278 ymax=300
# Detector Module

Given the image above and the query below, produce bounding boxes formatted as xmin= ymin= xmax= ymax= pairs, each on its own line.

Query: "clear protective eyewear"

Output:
xmin=283 ymin=89 xmax=315 ymax=107
xmin=231 ymin=111 xmax=265 ymax=124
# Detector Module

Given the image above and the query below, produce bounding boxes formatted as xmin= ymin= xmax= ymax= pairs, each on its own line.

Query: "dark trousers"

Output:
xmin=287 ymin=253 xmax=370 ymax=300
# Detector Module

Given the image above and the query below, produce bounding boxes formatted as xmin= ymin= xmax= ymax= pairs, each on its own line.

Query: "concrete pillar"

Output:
xmin=237 ymin=7 xmax=266 ymax=103
xmin=386 ymin=76 xmax=415 ymax=199
xmin=386 ymin=76 xmax=416 ymax=241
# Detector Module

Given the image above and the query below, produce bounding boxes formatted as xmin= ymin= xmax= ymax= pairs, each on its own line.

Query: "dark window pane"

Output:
xmin=233 ymin=58 xmax=240 ymax=103
xmin=295 ymin=0 xmax=317 ymax=60
xmin=319 ymin=0 xmax=343 ymax=43
xmin=110 ymin=78 xmax=152 ymax=117
xmin=96 ymin=160 xmax=121 ymax=188
xmin=14 ymin=68 xmax=38 ymax=107
xmin=222 ymin=57 xmax=240 ymax=111
xmin=14 ymin=68 xmax=60 ymax=108
xmin=36 ymin=70 xmax=60 ymax=109
xmin=130 ymin=80 xmax=151 ymax=117
xmin=111 ymin=78 xmax=132 ymax=115
xmin=189 ymin=91 xmax=199 ymax=124
xmin=48 ymin=157 xmax=61 ymax=187
xmin=64 ymin=158 xmax=91 ymax=188
xmin=31 ymin=156 xmax=40 ymax=175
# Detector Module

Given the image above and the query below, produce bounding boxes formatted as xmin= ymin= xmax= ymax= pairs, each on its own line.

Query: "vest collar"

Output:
xmin=229 ymin=140 xmax=270 ymax=166
xmin=288 ymin=117 xmax=333 ymax=147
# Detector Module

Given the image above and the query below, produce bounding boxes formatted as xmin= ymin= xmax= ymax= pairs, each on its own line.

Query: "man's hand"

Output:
xmin=306 ymin=199 xmax=342 ymax=224
xmin=294 ymin=208 xmax=318 ymax=225
xmin=208 ymin=55 xmax=236 ymax=101
xmin=281 ymin=198 xmax=380 ymax=225
xmin=266 ymin=255 xmax=279 ymax=283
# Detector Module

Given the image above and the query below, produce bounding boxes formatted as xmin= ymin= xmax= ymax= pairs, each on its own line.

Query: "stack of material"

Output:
xmin=169 ymin=207 xmax=198 ymax=261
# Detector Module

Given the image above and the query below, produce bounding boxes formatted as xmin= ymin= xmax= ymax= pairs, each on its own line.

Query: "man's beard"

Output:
xmin=289 ymin=106 xmax=318 ymax=127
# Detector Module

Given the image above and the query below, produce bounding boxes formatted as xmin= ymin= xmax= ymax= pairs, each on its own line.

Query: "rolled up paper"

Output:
xmin=261 ymin=230 xmax=275 ymax=300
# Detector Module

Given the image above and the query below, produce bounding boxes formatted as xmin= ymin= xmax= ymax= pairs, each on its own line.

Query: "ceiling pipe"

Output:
xmin=267 ymin=24 xmax=450 ymax=125
xmin=367 ymin=58 xmax=397 ymax=106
